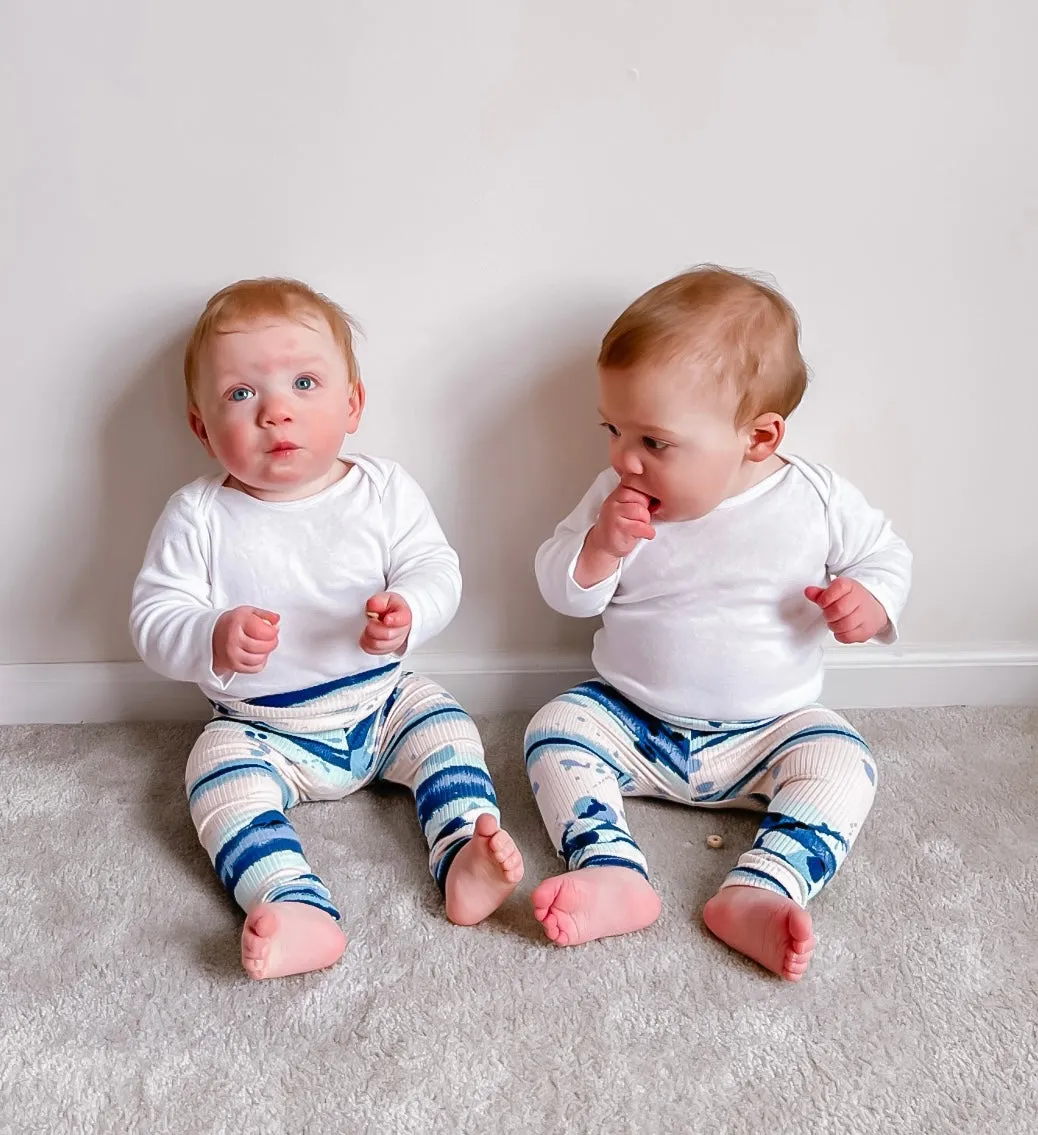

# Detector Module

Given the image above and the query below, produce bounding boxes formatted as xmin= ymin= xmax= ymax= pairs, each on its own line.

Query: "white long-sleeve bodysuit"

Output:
xmin=130 ymin=455 xmax=461 ymax=703
xmin=131 ymin=455 xmax=503 ymax=920
xmin=526 ymin=454 xmax=912 ymax=907
xmin=535 ymin=455 xmax=912 ymax=724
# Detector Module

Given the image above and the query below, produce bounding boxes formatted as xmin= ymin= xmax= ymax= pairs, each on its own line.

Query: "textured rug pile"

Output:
xmin=2 ymin=707 xmax=1035 ymax=1133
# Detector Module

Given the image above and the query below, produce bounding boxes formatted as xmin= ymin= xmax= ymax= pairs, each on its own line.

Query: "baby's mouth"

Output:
xmin=648 ymin=497 xmax=661 ymax=514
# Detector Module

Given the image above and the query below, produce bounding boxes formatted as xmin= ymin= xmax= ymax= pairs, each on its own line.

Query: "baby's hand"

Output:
xmin=360 ymin=592 xmax=412 ymax=655
xmin=588 ymin=485 xmax=657 ymax=560
xmin=805 ymin=578 xmax=889 ymax=644
xmin=212 ymin=607 xmax=280 ymax=674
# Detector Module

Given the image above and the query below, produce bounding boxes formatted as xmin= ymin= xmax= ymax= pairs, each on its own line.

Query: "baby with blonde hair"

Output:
xmin=132 ymin=278 xmax=523 ymax=980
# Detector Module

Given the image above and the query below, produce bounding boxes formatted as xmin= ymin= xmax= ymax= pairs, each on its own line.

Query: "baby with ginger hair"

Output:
xmin=132 ymin=278 xmax=523 ymax=979
xmin=526 ymin=266 xmax=911 ymax=979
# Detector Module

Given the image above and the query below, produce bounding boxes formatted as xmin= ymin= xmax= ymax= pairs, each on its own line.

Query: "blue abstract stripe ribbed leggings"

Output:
xmin=524 ymin=681 xmax=877 ymax=907
xmin=185 ymin=664 xmax=499 ymax=921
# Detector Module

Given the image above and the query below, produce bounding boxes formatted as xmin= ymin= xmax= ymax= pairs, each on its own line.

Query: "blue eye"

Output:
xmin=294 ymin=375 xmax=315 ymax=390
xmin=229 ymin=387 xmax=253 ymax=402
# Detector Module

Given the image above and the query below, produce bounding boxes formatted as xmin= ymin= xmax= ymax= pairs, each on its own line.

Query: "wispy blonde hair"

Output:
xmin=184 ymin=277 xmax=360 ymax=401
xmin=598 ymin=266 xmax=808 ymax=424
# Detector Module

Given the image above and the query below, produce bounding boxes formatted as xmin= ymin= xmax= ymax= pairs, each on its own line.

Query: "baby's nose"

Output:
xmin=260 ymin=396 xmax=292 ymax=424
xmin=613 ymin=447 xmax=643 ymax=475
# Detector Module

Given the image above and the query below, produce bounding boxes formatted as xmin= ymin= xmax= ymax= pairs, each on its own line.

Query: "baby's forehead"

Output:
xmin=601 ymin=359 xmax=738 ymax=415
xmin=208 ymin=313 xmax=336 ymax=364
xmin=216 ymin=309 xmax=332 ymax=343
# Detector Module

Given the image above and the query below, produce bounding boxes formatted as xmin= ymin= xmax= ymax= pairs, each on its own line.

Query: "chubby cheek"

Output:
xmin=306 ymin=408 xmax=351 ymax=456
xmin=667 ymin=455 xmax=730 ymax=515
xmin=206 ymin=417 xmax=257 ymax=470
xmin=316 ymin=416 xmax=348 ymax=453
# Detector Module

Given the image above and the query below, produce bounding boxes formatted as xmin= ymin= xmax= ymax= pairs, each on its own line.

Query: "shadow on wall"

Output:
xmin=69 ymin=320 xmax=214 ymax=660
xmin=444 ymin=297 xmax=620 ymax=655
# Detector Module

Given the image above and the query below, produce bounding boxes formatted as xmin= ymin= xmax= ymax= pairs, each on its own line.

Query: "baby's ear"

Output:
xmin=188 ymin=405 xmax=215 ymax=456
xmin=746 ymin=412 xmax=785 ymax=462
xmin=345 ymin=379 xmax=366 ymax=434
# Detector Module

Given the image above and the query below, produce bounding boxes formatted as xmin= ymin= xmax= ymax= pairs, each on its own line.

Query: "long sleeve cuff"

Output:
xmin=533 ymin=527 xmax=621 ymax=618
xmin=842 ymin=571 xmax=906 ymax=645
xmin=389 ymin=574 xmax=460 ymax=657
xmin=561 ymin=540 xmax=622 ymax=615
xmin=133 ymin=605 xmax=235 ymax=689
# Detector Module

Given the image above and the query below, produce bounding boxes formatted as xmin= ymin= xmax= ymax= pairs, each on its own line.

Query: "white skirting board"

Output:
xmin=0 ymin=646 xmax=1036 ymax=724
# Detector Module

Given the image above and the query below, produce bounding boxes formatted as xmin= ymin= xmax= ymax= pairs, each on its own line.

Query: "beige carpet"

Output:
xmin=2 ymin=707 xmax=1036 ymax=1134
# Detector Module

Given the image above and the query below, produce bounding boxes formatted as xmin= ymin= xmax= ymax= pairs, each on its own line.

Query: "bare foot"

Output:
xmin=444 ymin=814 xmax=525 ymax=926
xmin=702 ymin=885 xmax=815 ymax=981
xmin=531 ymin=866 xmax=662 ymax=947
xmin=241 ymin=901 xmax=346 ymax=980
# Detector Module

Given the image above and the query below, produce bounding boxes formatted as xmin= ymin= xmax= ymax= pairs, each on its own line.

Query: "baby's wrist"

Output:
xmin=575 ymin=529 xmax=620 ymax=588
xmin=584 ymin=522 xmax=616 ymax=558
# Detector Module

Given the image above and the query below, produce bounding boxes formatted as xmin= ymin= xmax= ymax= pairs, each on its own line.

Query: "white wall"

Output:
xmin=3 ymin=1 xmax=1036 ymax=679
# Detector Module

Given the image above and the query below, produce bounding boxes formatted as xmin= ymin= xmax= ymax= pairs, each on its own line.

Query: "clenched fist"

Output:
xmin=574 ymin=485 xmax=656 ymax=588
xmin=588 ymin=485 xmax=657 ymax=559
xmin=360 ymin=592 xmax=412 ymax=655
xmin=212 ymin=607 xmax=280 ymax=674
xmin=805 ymin=578 xmax=889 ymax=644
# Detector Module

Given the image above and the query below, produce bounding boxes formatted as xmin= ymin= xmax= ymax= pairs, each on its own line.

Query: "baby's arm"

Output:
xmin=370 ymin=464 xmax=462 ymax=655
xmin=535 ymin=470 xmax=649 ymax=617
xmin=810 ymin=469 xmax=913 ymax=644
xmin=130 ymin=493 xmax=276 ymax=684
